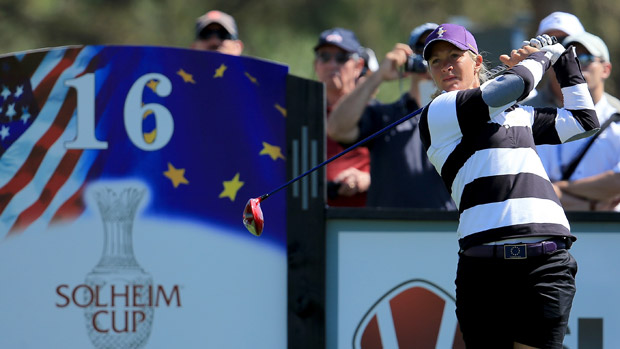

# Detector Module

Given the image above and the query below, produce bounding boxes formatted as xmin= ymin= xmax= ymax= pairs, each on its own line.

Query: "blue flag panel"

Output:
xmin=0 ymin=45 xmax=289 ymax=247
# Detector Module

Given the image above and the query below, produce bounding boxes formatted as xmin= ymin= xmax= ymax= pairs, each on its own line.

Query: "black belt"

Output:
xmin=460 ymin=238 xmax=571 ymax=259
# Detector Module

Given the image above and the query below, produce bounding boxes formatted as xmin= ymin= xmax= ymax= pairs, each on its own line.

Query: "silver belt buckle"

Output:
xmin=504 ymin=244 xmax=527 ymax=259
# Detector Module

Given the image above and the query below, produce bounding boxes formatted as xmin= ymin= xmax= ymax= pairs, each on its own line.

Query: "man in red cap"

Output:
xmin=313 ymin=28 xmax=371 ymax=207
xmin=192 ymin=10 xmax=243 ymax=56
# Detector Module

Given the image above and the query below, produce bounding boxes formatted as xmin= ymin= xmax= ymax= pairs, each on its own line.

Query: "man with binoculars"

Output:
xmin=327 ymin=23 xmax=455 ymax=210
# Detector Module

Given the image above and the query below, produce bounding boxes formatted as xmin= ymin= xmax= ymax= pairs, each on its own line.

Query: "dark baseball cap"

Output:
xmin=423 ymin=23 xmax=479 ymax=60
xmin=408 ymin=23 xmax=439 ymax=48
xmin=196 ymin=10 xmax=238 ymax=40
xmin=314 ymin=28 xmax=362 ymax=54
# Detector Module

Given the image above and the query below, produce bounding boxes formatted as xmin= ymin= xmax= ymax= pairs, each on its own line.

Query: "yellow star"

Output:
xmin=245 ymin=72 xmax=259 ymax=85
xmin=274 ymin=103 xmax=287 ymax=117
xmin=177 ymin=69 xmax=196 ymax=84
xmin=259 ymin=142 xmax=285 ymax=161
xmin=144 ymin=129 xmax=156 ymax=144
xmin=214 ymin=64 xmax=227 ymax=78
xmin=164 ymin=162 xmax=189 ymax=188
xmin=143 ymin=109 xmax=156 ymax=144
xmin=219 ymin=173 xmax=244 ymax=201
xmin=146 ymin=79 xmax=159 ymax=92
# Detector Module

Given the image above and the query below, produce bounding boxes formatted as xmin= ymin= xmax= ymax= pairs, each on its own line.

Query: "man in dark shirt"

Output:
xmin=327 ymin=23 xmax=455 ymax=209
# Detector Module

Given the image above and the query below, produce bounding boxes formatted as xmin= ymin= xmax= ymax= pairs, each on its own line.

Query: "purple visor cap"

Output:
xmin=423 ymin=23 xmax=479 ymax=60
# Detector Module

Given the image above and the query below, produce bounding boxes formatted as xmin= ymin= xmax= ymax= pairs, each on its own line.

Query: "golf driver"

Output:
xmin=243 ymin=38 xmax=557 ymax=236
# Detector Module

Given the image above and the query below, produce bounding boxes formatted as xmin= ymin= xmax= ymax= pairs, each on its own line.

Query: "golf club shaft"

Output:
xmin=259 ymin=59 xmax=522 ymax=202
xmin=260 ymin=106 xmax=423 ymax=201
xmin=481 ymin=36 xmax=557 ymax=80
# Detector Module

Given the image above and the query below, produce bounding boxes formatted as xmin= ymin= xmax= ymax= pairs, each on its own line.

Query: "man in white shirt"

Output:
xmin=541 ymin=32 xmax=620 ymax=210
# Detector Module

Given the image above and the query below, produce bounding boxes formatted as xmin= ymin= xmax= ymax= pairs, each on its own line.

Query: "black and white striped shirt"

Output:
xmin=419 ymin=50 xmax=599 ymax=249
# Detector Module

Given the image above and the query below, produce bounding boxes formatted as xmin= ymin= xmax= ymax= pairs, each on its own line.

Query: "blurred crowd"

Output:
xmin=194 ymin=10 xmax=620 ymax=212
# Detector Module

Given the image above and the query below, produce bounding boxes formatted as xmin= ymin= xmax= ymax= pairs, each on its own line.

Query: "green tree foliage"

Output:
xmin=0 ymin=0 xmax=617 ymax=99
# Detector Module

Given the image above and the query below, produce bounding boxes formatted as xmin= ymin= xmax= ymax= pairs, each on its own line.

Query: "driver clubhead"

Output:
xmin=243 ymin=198 xmax=264 ymax=236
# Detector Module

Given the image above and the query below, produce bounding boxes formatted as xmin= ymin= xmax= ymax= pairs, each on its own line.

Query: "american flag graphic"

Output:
xmin=0 ymin=45 xmax=289 ymax=245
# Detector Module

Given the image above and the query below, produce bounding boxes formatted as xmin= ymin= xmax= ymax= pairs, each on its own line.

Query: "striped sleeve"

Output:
xmin=531 ymin=46 xmax=599 ymax=144
xmin=553 ymin=46 xmax=599 ymax=141
xmin=420 ymin=91 xmax=461 ymax=174
xmin=503 ymin=51 xmax=550 ymax=101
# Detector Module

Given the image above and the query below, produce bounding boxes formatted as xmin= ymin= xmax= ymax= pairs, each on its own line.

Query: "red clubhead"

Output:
xmin=243 ymin=198 xmax=264 ymax=236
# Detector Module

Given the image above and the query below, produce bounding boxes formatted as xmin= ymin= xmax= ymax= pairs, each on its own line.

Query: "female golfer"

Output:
xmin=419 ymin=24 xmax=599 ymax=348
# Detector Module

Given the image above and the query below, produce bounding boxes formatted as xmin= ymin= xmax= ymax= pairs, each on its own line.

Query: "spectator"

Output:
xmin=525 ymin=11 xmax=620 ymax=110
xmin=192 ymin=10 xmax=243 ymax=56
xmin=327 ymin=23 xmax=455 ymax=209
xmin=544 ymin=32 xmax=620 ymax=211
xmin=314 ymin=28 xmax=371 ymax=207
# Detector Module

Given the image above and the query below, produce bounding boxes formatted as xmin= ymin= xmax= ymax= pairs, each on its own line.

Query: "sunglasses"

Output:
xmin=316 ymin=51 xmax=357 ymax=64
xmin=198 ymin=28 xmax=233 ymax=41
xmin=577 ymin=53 xmax=600 ymax=67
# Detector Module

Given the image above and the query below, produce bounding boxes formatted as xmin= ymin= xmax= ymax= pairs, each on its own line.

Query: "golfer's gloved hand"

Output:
xmin=523 ymin=34 xmax=565 ymax=65
xmin=524 ymin=34 xmax=555 ymax=48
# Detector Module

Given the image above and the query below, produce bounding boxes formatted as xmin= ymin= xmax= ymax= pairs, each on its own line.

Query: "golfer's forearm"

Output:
xmin=554 ymin=47 xmax=599 ymax=141
xmin=327 ymin=72 xmax=383 ymax=143
xmin=563 ymin=170 xmax=620 ymax=201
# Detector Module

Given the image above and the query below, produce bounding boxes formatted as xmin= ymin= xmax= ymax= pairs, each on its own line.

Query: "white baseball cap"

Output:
xmin=563 ymin=32 xmax=610 ymax=62
xmin=537 ymin=11 xmax=585 ymax=36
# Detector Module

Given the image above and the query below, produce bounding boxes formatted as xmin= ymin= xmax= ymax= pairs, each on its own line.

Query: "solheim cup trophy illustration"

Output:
xmin=83 ymin=187 xmax=153 ymax=348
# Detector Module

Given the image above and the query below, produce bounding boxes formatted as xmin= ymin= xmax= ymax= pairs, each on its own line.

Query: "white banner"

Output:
xmin=327 ymin=219 xmax=620 ymax=349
